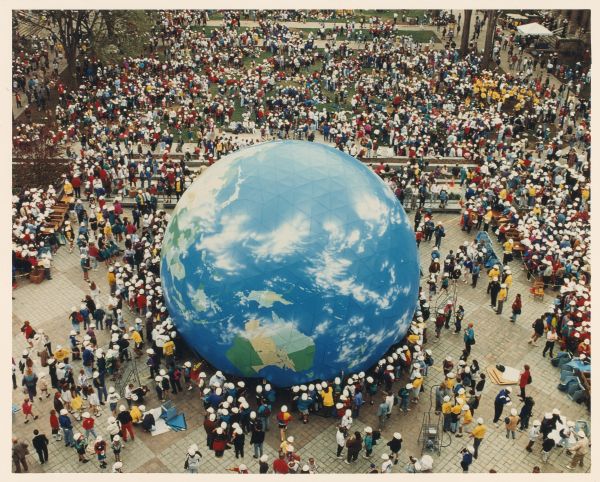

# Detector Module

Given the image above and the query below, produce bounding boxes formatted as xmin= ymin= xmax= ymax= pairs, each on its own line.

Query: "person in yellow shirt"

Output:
xmin=407 ymin=331 xmax=419 ymax=345
xmin=496 ymin=284 xmax=508 ymax=315
xmin=53 ymin=345 xmax=70 ymax=363
xmin=71 ymin=390 xmax=84 ymax=420
xmin=64 ymin=179 xmax=73 ymax=196
xmin=469 ymin=418 xmax=486 ymax=458
xmin=503 ymin=239 xmax=514 ymax=264
xmin=162 ymin=337 xmax=176 ymax=363
xmin=450 ymin=403 xmax=462 ymax=434
xmin=441 ymin=395 xmax=453 ymax=432
xmin=582 ymin=185 xmax=590 ymax=201
xmin=503 ymin=269 xmax=513 ymax=293
xmin=458 ymin=404 xmax=473 ymax=437
xmin=103 ymin=222 xmax=113 ymax=242
xmin=130 ymin=404 xmax=143 ymax=424
xmin=320 ymin=385 xmax=334 ymax=414
xmin=129 ymin=328 xmax=143 ymax=356
xmin=107 ymin=267 xmax=116 ymax=294
xmin=445 ymin=373 xmax=456 ymax=390
xmin=483 ymin=207 xmax=493 ymax=232
xmin=411 ymin=374 xmax=423 ymax=402
xmin=487 ymin=265 xmax=500 ymax=293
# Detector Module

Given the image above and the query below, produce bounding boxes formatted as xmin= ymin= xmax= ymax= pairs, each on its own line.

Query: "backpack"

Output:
xmin=527 ymin=374 xmax=532 ymax=385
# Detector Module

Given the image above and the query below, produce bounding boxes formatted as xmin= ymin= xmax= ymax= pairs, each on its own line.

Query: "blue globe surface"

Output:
xmin=161 ymin=141 xmax=420 ymax=386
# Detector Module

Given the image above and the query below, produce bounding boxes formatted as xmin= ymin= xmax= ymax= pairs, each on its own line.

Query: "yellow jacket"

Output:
xmin=462 ymin=409 xmax=473 ymax=425
xmin=441 ymin=402 xmax=453 ymax=414
xmin=162 ymin=340 xmax=175 ymax=356
xmin=130 ymin=406 xmax=142 ymax=423
xmin=498 ymin=288 xmax=508 ymax=302
xmin=54 ymin=348 xmax=70 ymax=362
xmin=471 ymin=424 xmax=486 ymax=439
xmin=320 ymin=388 xmax=334 ymax=407
xmin=488 ymin=268 xmax=500 ymax=280
xmin=71 ymin=395 xmax=83 ymax=411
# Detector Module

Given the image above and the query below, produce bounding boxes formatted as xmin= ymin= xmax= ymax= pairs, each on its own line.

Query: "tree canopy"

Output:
xmin=15 ymin=10 xmax=155 ymax=80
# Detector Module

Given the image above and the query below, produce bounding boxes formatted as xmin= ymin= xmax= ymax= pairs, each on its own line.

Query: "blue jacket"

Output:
xmin=59 ymin=414 xmax=72 ymax=429
xmin=495 ymin=389 xmax=511 ymax=405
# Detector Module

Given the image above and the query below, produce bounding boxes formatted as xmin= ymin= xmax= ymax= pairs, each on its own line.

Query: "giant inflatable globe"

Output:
xmin=161 ymin=141 xmax=419 ymax=386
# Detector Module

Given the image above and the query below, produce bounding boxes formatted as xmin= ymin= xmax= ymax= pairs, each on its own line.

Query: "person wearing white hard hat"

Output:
xmin=297 ymin=392 xmax=311 ymax=424
xmin=185 ymin=445 xmax=202 ymax=473
xmin=107 ymin=386 xmax=120 ymax=416
xmin=276 ymin=405 xmax=291 ymax=442
xmin=381 ymin=453 xmax=393 ymax=473
xmin=320 ymin=382 xmax=335 ymax=417
xmin=82 ymin=411 xmax=98 ymax=443
xmin=493 ymin=387 xmax=512 ymax=426
xmin=468 ymin=417 xmax=486 ymax=459
xmin=386 ymin=432 xmax=402 ymax=465
xmin=182 ymin=361 xmax=194 ymax=391
xmin=365 ymin=376 xmax=378 ymax=405
xmin=505 ymin=407 xmax=520 ymax=439
xmin=565 ymin=430 xmax=589 ymax=470
xmin=377 ymin=395 xmax=389 ymax=431
xmin=209 ymin=370 xmax=225 ymax=388
xmin=231 ymin=426 xmax=245 ymax=459
xmin=341 ymin=409 xmax=353 ymax=430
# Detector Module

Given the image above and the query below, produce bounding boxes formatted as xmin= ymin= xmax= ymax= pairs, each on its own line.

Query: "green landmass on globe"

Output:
xmin=226 ymin=314 xmax=316 ymax=377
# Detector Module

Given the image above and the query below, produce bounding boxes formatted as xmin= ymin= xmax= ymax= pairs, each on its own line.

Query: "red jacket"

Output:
xmin=82 ymin=417 xmax=95 ymax=430
xmin=212 ymin=436 xmax=227 ymax=452
xmin=273 ymin=458 xmax=289 ymax=474
xmin=519 ymin=370 xmax=530 ymax=388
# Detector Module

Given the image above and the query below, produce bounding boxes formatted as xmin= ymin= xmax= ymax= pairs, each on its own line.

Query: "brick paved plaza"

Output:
xmin=12 ymin=209 xmax=590 ymax=474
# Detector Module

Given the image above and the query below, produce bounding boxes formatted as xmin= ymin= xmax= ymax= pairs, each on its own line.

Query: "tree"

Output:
xmin=482 ymin=10 xmax=498 ymax=69
xmin=12 ymin=124 xmax=69 ymax=190
xmin=460 ymin=10 xmax=472 ymax=58
xmin=14 ymin=10 xmax=154 ymax=84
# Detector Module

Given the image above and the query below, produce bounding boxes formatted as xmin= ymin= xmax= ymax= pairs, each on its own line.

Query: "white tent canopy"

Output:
xmin=517 ymin=22 xmax=553 ymax=36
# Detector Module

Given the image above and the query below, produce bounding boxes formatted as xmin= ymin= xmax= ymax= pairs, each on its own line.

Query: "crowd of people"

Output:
xmin=12 ymin=8 xmax=590 ymax=474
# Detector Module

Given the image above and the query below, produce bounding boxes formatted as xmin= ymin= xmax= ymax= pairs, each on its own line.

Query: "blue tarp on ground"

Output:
xmin=475 ymin=231 xmax=502 ymax=269
xmin=166 ymin=413 xmax=187 ymax=431
xmin=160 ymin=401 xmax=187 ymax=431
